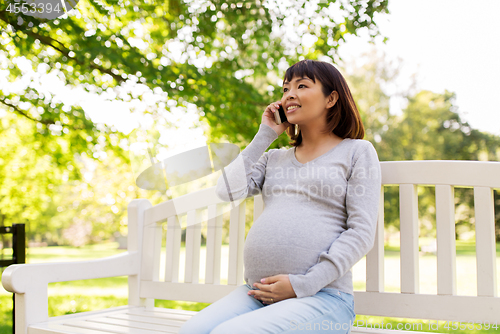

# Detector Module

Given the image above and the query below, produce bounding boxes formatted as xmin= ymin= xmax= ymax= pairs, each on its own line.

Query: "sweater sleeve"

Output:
xmin=288 ymin=142 xmax=382 ymax=298
xmin=215 ymin=123 xmax=279 ymax=202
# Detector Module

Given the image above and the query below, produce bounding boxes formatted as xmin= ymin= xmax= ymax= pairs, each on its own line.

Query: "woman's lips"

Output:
xmin=287 ymin=107 xmax=300 ymax=114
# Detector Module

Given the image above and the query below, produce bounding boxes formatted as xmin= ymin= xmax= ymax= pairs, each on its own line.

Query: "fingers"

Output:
xmin=262 ymin=296 xmax=275 ymax=304
xmin=248 ymin=290 xmax=276 ymax=304
xmin=266 ymin=101 xmax=282 ymax=114
xmin=252 ymin=282 xmax=272 ymax=291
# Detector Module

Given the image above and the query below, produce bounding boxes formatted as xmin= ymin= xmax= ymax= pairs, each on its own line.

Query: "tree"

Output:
xmin=0 ymin=0 xmax=390 ymax=237
xmin=1 ymin=0 xmax=390 ymax=148
xmin=383 ymin=89 xmax=500 ymax=240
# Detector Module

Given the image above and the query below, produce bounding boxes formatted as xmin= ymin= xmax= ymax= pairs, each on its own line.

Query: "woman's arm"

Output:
xmin=288 ymin=142 xmax=382 ymax=298
xmin=215 ymin=123 xmax=278 ymax=202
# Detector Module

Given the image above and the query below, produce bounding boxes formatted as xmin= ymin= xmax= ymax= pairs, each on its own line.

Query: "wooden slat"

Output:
xmin=435 ymin=185 xmax=457 ymax=295
xmin=86 ymin=317 xmax=176 ymax=332
xmin=129 ymin=307 xmax=196 ymax=316
xmin=165 ymin=215 xmax=181 ymax=283
xmin=140 ymin=281 xmax=239 ymax=303
xmin=366 ymin=186 xmax=385 ymax=292
xmin=108 ymin=313 xmax=184 ymax=327
xmin=354 ymin=291 xmax=500 ymax=323
xmin=127 ymin=309 xmax=194 ymax=320
xmin=30 ymin=323 xmax=115 ymax=334
xmin=205 ymin=204 xmax=223 ymax=285
xmin=381 ymin=161 xmax=500 ymax=187
xmin=61 ymin=320 xmax=164 ymax=334
xmin=128 ymin=306 xmax=197 ymax=318
xmin=140 ymin=210 xmax=157 ymax=283
xmin=474 ymin=186 xmax=497 ymax=297
xmin=184 ymin=209 xmax=202 ymax=284
xmin=151 ymin=218 xmax=162 ymax=283
xmin=127 ymin=200 xmax=152 ymax=307
xmin=399 ymin=184 xmax=419 ymax=294
xmin=42 ymin=306 xmax=137 ymax=323
xmin=228 ymin=200 xmax=245 ymax=286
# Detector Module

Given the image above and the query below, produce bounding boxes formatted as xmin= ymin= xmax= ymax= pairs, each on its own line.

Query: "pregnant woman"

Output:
xmin=179 ymin=59 xmax=381 ymax=334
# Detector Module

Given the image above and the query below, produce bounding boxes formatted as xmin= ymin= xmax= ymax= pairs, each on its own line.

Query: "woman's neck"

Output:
xmin=298 ymin=124 xmax=342 ymax=150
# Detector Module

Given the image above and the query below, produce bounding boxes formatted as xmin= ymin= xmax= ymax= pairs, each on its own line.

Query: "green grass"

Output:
xmin=1 ymin=240 xmax=499 ymax=334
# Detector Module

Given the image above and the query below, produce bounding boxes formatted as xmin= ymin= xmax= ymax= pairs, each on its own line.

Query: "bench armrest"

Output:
xmin=1 ymin=251 xmax=140 ymax=333
xmin=2 ymin=251 xmax=139 ymax=294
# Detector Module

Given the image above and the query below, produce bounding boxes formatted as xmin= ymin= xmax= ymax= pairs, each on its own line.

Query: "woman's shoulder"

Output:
xmin=342 ymin=138 xmax=379 ymax=164
xmin=343 ymin=138 xmax=376 ymax=152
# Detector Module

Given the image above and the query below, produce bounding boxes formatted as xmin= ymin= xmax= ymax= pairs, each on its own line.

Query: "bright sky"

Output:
xmin=339 ymin=0 xmax=500 ymax=136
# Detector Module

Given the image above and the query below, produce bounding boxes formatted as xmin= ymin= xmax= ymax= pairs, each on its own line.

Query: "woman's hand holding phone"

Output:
xmin=262 ymin=101 xmax=291 ymax=136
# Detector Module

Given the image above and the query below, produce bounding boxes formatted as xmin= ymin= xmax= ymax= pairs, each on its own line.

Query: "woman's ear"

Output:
xmin=327 ymin=91 xmax=339 ymax=108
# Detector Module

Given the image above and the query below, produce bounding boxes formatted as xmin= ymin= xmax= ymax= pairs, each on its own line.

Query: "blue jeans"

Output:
xmin=178 ymin=284 xmax=356 ymax=334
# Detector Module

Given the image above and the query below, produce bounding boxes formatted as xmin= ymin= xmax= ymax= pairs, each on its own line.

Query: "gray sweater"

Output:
xmin=215 ymin=123 xmax=381 ymax=298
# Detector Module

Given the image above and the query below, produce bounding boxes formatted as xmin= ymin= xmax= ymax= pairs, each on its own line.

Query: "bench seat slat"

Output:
xmin=29 ymin=323 xmax=116 ymax=334
xmin=109 ymin=314 xmax=185 ymax=326
xmin=62 ymin=320 xmax=166 ymax=334
xmin=128 ymin=308 xmax=196 ymax=316
xmin=86 ymin=317 xmax=179 ymax=332
xmin=125 ymin=311 xmax=191 ymax=322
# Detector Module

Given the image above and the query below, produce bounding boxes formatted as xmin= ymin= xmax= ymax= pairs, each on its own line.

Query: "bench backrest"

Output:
xmin=131 ymin=160 xmax=500 ymax=322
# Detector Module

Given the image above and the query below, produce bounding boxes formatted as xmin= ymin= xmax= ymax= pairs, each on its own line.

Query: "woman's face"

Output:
xmin=280 ymin=75 xmax=334 ymax=126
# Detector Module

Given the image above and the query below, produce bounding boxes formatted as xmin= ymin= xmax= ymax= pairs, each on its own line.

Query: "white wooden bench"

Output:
xmin=3 ymin=160 xmax=500 ymax=334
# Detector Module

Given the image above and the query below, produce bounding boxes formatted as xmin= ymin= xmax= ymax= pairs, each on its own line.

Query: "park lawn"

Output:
xmin=1 ymin=240 xmax=499 ymax=334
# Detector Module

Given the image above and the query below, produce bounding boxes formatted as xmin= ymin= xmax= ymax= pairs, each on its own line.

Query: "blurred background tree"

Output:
xmin=343 ymin=50 xmax=500 ymax=241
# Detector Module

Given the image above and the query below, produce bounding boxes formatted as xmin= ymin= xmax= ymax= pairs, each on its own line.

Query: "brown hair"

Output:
xmin=282 ymin=59 xmax=365 ymax=146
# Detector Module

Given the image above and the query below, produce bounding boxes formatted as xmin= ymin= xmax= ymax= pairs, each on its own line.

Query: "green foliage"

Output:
xmin=1 ymin=0 xmax=390 ymax=149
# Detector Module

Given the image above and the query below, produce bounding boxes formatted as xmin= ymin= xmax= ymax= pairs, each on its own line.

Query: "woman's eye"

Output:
xmin=283 ymin=85 xmax=305 ymax=93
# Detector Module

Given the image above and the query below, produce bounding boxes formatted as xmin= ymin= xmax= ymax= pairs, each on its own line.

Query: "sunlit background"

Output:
xmin=340 ymin=0 xmax=500 ymax=136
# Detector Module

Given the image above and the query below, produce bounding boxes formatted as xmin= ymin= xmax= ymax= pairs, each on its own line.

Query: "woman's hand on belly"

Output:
xmin=247 ymin=274 xmax=297 ymax=304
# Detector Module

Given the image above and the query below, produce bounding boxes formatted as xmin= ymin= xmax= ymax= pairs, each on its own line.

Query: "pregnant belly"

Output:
xmin=243 ymin=238 xmax=321 ymax=288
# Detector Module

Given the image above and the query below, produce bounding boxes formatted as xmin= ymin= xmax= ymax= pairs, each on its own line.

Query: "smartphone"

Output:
xmin=274 ymin=104 xmax=288 ymax=125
